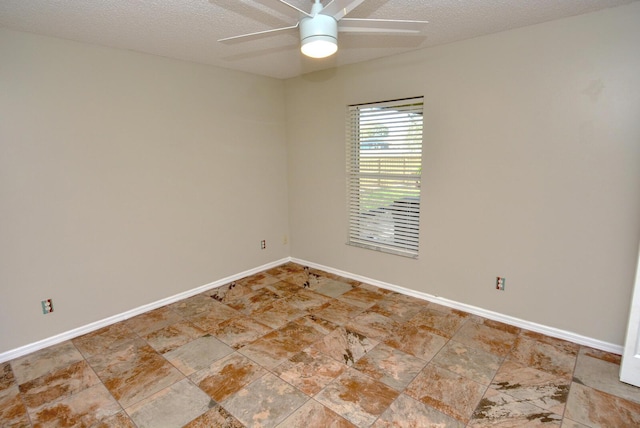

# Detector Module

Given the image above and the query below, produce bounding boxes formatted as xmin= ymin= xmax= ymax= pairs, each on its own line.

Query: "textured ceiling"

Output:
xmin=0 ymin=0 xmax=637 ymax=79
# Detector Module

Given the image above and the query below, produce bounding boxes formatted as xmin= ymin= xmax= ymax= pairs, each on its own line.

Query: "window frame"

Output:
xmin=346 ymin=96 xmax=424 ymax=258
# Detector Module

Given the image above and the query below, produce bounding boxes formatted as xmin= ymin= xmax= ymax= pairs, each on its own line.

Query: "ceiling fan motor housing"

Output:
xmin=300 ymin=14 xmax=338 ymax=58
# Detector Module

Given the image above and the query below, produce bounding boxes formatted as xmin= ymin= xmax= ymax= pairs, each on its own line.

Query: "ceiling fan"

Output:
xmin=218 ymin=0 xmax=428 ymax=59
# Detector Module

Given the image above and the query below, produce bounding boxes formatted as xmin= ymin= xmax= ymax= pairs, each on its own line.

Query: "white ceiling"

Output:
xmin=0 ymin=0 xmax=636 ymax=79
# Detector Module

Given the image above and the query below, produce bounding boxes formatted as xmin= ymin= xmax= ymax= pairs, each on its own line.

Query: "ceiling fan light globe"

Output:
xmin=300 ymin=14 xmax=338 ymax=59
xmin=301 ymin=36 xmax=338 ymax=58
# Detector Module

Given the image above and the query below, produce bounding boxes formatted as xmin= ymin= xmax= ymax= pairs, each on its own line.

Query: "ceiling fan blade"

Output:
xmin=274 ymin=0 xmax=312 ymax=17
xmin=218 ymin=24 xmax=299 ymax=44
xmin=338 ymin=18 xmax=428 ymax=34
xmin=320 ymin=0 xmax=366 ymax=21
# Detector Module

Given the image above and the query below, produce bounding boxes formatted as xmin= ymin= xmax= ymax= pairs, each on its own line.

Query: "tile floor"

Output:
xmin=2 ymin=262 xmax=640 ymax=427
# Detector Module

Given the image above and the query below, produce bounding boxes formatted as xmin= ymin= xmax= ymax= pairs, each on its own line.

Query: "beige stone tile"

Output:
xmin=226 ymin=288 xmax=282 ymax=315
xmin=236 ymin=272 xmax=282 ymax=290
xmin=124 ymin=306 xmax=184 ymax=336
xmin=72 ymin=322 xmax=136 ymax=358
xmin=126 ymin=378 xmax=215 ymax=428
xmin=314 ymin=300 xmax=366 ymax=326
xmin=274 ymin=316 xmax=332 ymax=346
xmin=579 ymin=346 xmax=621 ymax=364
xmin=373 ymin=393 xmax=464 ymax=428
xmin=28 ymin=383 xmax=121 ymax=427
xmin=183 ymin=405 xmax=245 ymax=428
xmin=308 ymin=267 xmax=341 ymax=281
xmin=239 ymin=317 xmax=331 ymax=369
xmin=207 ymin=281 xmax=254 ymax=304
xmin=384 ymin=322 xmax=448 ymax=361
xmin=466 ymin=314 xmax=486 ymax=324
xmin=266 ymin=263 xmax=309 ymax=286
xmin=0 ymin=385 xmax=30 ymax=427
xmin=238 ymin=337 xmax=297 ymax=369
xmin=283 ymin=270 xmax=314 ymax=287
xmin=222 ymin=372 xmax=308 ymax=427
xmin=266 ymin=262 xmax=307 ymax=276
xmin=356 ymin=282 xmax=393 ymax=296
xmin=0 ymin=362 xmax=16 ymax=391
xmin=186 ymin=301 xmax=241 ymax=331
xmin=163 ymin=335 xmax=234 ymax=376
xmin=427 ymin=304 xmax=472 ymax=318
xmin=142 ymin=319 xmax=206 ymax=354
xmin=469 ymin=388 xmax=562 ymax=427
xmin=431 ymin=340 xmax=502 ymax=385
xmin=312 ymin=326 xmax=378 ymax=366
xmin=345 ymin=311 xmax=400 ymax=342
xmin=189 ymin=352 xmax=266 ymax=402
xmin=302 ymin=270 xmax=327 ymax=288
xmin=369 ymin=292 xmax=427 ymax=323
xmin=315 ymin=368 xmax=399 ymax=427
xmin=333 ymin=275 xmax=362 ymax=288
xmin=168 ymin=293 xmax=222 ymax=318
xmin=209 ymin=315 xmax=272 ymax=349
xmin=565 ymin=382 xmax=640 ymax=427
xmin=353 ymin=343 xmax=427 ymax=391
xmin=250 ymin=299 xmax=306 ymax=329
xmin=308 ymin=278 xmax=353 ymax=298
xmin=273 ymin=348 xmax=347 ymax=396
xmin=573 ymin=348 xmax=640 ymax=404
xmin=92 ymin=411 xmax=137 ymax=428
xmin=88 ymin=338 xmax=184 ymax=408
xmin=338 ymin=287 xmax=386 ymax=309
xmin=481 ymin=318 xmax=521 ymax=335
xmin=409 ymin=308 xmax=468 ymax=339
xmin=491 ymin=359 xmax=570 ymax=415
xmin=292 ymin=314 xmax=337 ymax=337
xmin=452 ymin=321 xmax=518 ymax=357
xmin=277 ymin=399 xmax=357 ymax=428
xmin=19 ymin=360 xmax=101 ymax=412
xmin=265 ymin=280 xmax=306 ymax=298
xmin=283 ymin=288 xmax=332 ymax=311
xmin=561 ymin=418 xmax=590 ymax=427
xmin=405 ymin=364 xmax=486 ymax=423
xmin=508 ymin=336 xmax=578 ymax=380
xmin=11 ymin=341 xmax=84 ymax=385
xmin=520 ymin=331 xmax=580 ymax=355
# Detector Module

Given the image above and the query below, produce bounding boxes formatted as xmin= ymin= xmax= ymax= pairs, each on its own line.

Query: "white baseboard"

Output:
xmin=1 ymin=256 xmax=622 ymax=363
xmin=292 ymin=257 xmax=624 ymax=355
xmin=0 ymin=258 xmax=289 ymax=363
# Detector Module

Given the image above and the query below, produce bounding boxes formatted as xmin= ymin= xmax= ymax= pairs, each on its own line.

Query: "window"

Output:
xmin=346 ymin=97 xmax=423 ymax=258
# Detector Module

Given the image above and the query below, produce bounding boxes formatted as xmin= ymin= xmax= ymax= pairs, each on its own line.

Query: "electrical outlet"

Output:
xmin=41 ymin=299 xmax=54 ymax=314
xmin=260 ymin=240 xmax=266 ymax=250
xmin=283 ymin=235 xmax=288 ymax=245
xmin=496 ymin=277 xmax=505 ymax=291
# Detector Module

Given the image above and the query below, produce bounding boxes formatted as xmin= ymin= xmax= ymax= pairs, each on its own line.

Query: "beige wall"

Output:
xmin=285 ymin=3 xmax=640 ymax=345
xmin=0 ymin=29 xmax=290 ymax=353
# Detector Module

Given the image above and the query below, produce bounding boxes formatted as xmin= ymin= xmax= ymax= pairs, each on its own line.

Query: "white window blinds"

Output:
xmin=346 ymin=97 xmax=423 ymax=258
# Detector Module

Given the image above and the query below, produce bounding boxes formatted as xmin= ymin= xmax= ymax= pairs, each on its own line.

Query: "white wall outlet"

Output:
xmin=496 ymin=277 xmax=505 ymax=291
xmin=41 ymin=299 xmax=54 ymax=314
xmin=260 ymin=240 xmax=266 ymax=250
